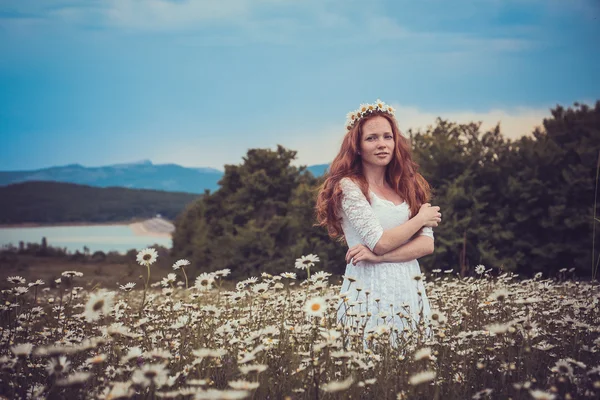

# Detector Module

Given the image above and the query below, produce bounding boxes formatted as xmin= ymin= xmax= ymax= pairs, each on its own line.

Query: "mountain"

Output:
xmin=0 ymin=181 xmax=200 ymax=224
xmin=0 ymin=161 xmax=331 ymax=194
xmin=305 ymin=163 xmax=330 ymax=177
xmin=0 ymin=160 xmax=224 ymax=194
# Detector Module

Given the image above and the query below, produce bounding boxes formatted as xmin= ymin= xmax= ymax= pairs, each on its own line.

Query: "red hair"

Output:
xmin=315 ymin=111 xmax=431 ymax=240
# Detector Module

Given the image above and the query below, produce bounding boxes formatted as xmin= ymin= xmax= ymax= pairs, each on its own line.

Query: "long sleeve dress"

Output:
xmin=336 ymin=177 xmax=433 ymax=339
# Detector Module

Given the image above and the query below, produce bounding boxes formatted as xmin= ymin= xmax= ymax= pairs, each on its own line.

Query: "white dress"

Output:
xmin=336 ymin=177 xmax=433 ymax=338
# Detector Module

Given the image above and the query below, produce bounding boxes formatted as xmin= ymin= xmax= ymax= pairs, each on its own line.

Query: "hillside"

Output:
xmin=0 ymin=160 xmax=329 ymax=194
xmin=0 ymin=181 xmax=201 ymax=224
xmin=0 ymin=160 xmax=223 ymax=194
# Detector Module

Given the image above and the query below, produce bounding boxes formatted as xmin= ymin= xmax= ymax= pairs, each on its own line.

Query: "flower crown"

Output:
xmin=345 ymin=99 xmax=396 ymax=131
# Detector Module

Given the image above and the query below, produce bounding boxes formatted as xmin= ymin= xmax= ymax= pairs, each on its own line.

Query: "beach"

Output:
xmin=128 ymin=217 xmax=175 ymax=238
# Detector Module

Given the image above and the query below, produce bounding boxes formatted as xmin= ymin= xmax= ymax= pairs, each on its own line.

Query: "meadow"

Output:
xmin=1 ymin=249 xmax=599 ymax=400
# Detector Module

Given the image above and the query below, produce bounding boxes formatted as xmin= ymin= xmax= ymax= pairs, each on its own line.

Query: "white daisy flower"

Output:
xmin=322 ymin=376 xmax=353 ymax=392
xmin=414 ymin=347 xmax=432 ymax=361
xmin=11 ymin=343 xmax=34 ymax=357
xmin=304 ymin=297 xmax=327 ymax=317
xmin=408 ymin=370 xmax=436 ymax=385
xmin=172 ymin=259 xmax=190 ymax=270
xmin=251 ymin=283 xmax=270 ymax=295
xmin=294 ymin=254 xmax=320 ymax=270
xmin=7 ymin=276 xmax=26 ymax=285
xmin=136 ymin=248 xmax=158 ymax=266
xmin=84 ymin=291 xmax=114 ymax=322
xmin=194 ymin=273 xmax=215 ymax=291
xmin=46 ymin=356 xmax=70 ymax=376
xmin=119 ymin=282 xmax=136 ymax=292
xmin=229 ymin=380 xmax=260 ymax=390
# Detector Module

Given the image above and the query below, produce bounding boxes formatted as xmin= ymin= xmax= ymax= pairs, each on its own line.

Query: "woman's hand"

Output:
xmin=417 ymin=203 xmax=442 ymax=227
xmin=345 ymin=244 xmax=380 ymax=265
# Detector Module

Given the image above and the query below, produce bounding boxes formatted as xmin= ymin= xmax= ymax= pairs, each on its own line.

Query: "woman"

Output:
xmin=315 ymin=99 xmax=441 ymax=342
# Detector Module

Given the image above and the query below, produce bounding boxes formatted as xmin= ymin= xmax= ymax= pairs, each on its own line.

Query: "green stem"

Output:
xmin=181 ymin=267 xmax=189 ymax=290
xmin=592 ymin=150 xmax=600 ymax=280
xmin=140 ymin=263 xmax=151 ymax=314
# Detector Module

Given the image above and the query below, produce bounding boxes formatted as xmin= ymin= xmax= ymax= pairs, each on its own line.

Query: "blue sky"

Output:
xmin=1 ymin=0 xmax=598 ymax=171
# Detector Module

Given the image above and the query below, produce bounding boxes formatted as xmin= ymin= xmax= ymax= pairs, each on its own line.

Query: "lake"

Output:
xmin=0 ymin=225 xmax=172 ymax=254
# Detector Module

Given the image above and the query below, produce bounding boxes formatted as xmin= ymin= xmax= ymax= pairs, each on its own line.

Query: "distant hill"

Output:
xmin=0 ymin=160 xmax=330 ymax=194
xmin=305 ymin=163 xmax=330 ymax=177
xmin=0 ymin=181 xmax=201 ymax=225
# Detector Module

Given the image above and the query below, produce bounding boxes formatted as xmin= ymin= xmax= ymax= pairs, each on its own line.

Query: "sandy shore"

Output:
xmin=0 ymin=220 xmax=141 ymax=228
xmin=0 ymin=218 xmax=174 ymax=238
xmin=128 ymin=218 xmax=174 ymax=238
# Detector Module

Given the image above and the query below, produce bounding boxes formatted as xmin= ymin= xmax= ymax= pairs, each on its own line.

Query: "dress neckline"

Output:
xmin=369 ymin=190 xmax=407 ymax=207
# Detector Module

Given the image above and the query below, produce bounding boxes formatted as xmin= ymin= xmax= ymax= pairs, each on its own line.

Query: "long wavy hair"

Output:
xmin=315 ymin=111 xmax=431 ymax=240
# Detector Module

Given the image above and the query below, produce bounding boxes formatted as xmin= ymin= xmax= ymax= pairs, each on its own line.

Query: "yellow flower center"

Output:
xmin=311 ymin=303 xmax=321 ymax=311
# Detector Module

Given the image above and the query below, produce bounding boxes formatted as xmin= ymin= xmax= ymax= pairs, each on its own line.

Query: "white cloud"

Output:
xmin=289 ymin=103 xmax=552 ymax=167
xmin=391 ymin=103 xmax=548 ymax=139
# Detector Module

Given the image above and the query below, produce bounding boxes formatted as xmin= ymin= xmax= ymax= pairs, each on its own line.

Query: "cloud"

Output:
xmin=288 ymin=103 xmax=553 ymax=167
xmin=390 ymin=103 xmax=548 ymax=139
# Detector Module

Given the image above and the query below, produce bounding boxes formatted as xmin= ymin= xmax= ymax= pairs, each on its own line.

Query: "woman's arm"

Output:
xmin=339 ymin=178 xmax=436 ymax=256
xmin=372 ymin=215 xmax=427 ymax=256
xmin=378 ymin=236 xmax=434 ymax=263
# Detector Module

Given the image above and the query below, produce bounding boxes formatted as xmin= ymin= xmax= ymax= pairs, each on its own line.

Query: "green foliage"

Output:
xmin=0 ymin=181 xmax=200 ymax=224
xmin=174 ymin=102 xmax=600 ymax=279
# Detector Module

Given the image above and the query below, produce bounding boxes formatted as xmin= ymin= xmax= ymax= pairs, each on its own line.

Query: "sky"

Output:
xmin=0 ymin=0 xmax=598 ymax=172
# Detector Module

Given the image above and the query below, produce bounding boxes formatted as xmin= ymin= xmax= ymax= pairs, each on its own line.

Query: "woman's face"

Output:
xmin=359 ymin=115 xmax=394 ymax=167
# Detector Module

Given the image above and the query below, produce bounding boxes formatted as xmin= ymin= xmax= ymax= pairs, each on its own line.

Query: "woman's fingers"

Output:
xmin=352 ymin=249 xmax=367 ymax=265
xmin=346 ymin=247 xmax=360 ymax=263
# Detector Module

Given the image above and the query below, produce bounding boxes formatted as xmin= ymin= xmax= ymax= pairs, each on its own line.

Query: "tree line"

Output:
xmin=172 ymin=101 xmax=600 ymax=280
xmin=0 ymin=181 xmax=200 ymax=224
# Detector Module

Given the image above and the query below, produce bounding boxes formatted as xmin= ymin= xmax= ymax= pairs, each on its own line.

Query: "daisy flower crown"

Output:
xmin=345 ymin=99 xmax=396 ymax=131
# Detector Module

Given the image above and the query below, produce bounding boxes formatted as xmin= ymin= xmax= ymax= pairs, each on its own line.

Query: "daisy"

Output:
xmin=103 ymin=382 xmax=133 ymax=399
xmin=215 ymin=268 xmax=231 ymax=277
xmin=56 ymin=372 xmax=91 ymax=387
xmin=194 ymin=389 xmax=250 ymax=399
xmin=238 ymin=364 xmax=268 ymax=374
xmin=7 ymin=276 xmax=26 ymax=285
xmin=489 ymin=288 xmax=510 ymax=302
xmin=408 ymin=370 xmax=436 ymax=385
xmin=310 ymin=271 xmax=332 ymax=281
xmin=120 ymin=347 xmax=143 ymax=364
xmin=304 ymin=297 xmax=327 ymax=317
xmin=251 ymin=283 xmax=270 ymax=295
xmin=529 ymin=389 xmax=556 ymax=400
xmin=475 ymin=264 xmax=486 ymax=274
xmin=11 ymin=343 xmax=34 ymax=357
xmin=119 ymin=282 xmax=136 ymax=292
xmin=229 ymin=380 xmax=260 ymax=390
xmin=485 ymin=322 xmax=512 ymax=335
xmin=136 ymin=248 xmax=158 ymax=266
xmin=172 ymin=259 xmax=190 ymax=270
xmin=84 ymin=291 xmax=114 ymax=322
xmin=61 ymin=271 xmax=83 ymax=278
xmin=281 ymin=272 xmax=297 ymax=279
xmin=194 ymin=273 xmax=215 ymax=291
xmin=322 ymin=376 xmax=353 ymax=392
xmin=86 ymin=353 xmax=107 ymax=365
xmin=551 ymin=359 xmax=574 ymax=378
xmin=161 ymin=273 xmax=177 ymax=287
xmin=414 ymin=347 xmax=432 ymax=361
xmin=294 ymin=254 xmax=320 ymax=270
xmin=131 ymin=363 xmax=169 ymax=388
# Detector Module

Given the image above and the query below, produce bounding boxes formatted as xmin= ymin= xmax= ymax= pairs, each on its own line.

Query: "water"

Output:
xmin=0 ymin=225 xmax=172 ymax=254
